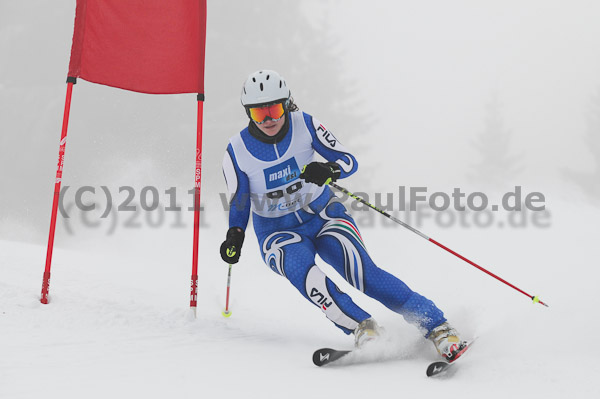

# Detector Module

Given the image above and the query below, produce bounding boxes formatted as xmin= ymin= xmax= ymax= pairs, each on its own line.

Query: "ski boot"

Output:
xmin=428 ymin=322 xmax=468 ymax=362
xmin=353 ymin=318 xmax=381 ymax=348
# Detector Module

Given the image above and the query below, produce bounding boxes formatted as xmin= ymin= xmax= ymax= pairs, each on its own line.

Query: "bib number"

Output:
xmin=266 ymin=181 xmax=303 ymax=199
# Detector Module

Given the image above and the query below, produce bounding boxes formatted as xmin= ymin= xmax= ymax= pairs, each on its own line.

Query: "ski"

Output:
xmin=314 ymin=339 xmax=475 ymax=371
xmin=426 ymin=360 xmax=454 ymax=377
xmin=312 ymin=348 xmax=352 ymax=367
xmin=426 ymin=340 xmax=475 ymax=377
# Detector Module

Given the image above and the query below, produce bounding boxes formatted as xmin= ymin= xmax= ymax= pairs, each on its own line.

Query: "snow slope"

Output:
xmin=2 ymin=1 xmax=600 ymax=397
xmin=1 ymin=198 xmax=598 ymax=399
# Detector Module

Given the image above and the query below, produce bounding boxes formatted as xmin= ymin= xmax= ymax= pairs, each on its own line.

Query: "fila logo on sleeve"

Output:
xmin=317 ymin=124 xmax=337 ymax=148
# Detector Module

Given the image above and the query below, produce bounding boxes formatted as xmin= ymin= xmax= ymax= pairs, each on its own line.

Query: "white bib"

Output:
xmin=229 ymin=111 xmax=325 ymax=218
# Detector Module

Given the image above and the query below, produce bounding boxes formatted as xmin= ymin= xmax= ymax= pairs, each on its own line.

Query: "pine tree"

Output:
xmin=469 ymin=94 xmax=522 ymax=190
xmin=563 ymin=89 xmax=600 ymax=205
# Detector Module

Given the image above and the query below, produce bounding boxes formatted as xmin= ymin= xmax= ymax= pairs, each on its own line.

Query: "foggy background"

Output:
xmin=2 ymin=2 xmax=600 ymax=397
xmin=1 ymin=0 xmax=600 ymax=243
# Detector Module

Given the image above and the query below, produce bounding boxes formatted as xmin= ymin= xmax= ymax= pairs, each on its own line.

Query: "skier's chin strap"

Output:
xmin=247 ymin=113 xmax=290 ymax=144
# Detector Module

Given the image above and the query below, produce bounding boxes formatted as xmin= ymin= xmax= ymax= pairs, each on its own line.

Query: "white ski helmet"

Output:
xmin=240 ymin=70 xmax=290 ymax=107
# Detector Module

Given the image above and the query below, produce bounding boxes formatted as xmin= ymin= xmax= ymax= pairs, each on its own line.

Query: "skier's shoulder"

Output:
xmin=291 ymin=110 xmax=322 ymax=137
xmin=223 ymin=130 xmax=249 ymax=175
xmin=294 ymin=110 xmax=315 ymax=126
xmin=226 ymin=127 xmax=248 ymax=152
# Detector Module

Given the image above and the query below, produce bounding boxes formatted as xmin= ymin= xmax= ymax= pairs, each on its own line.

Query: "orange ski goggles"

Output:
xmin=247 ymin=102 xmax=285 ymax=124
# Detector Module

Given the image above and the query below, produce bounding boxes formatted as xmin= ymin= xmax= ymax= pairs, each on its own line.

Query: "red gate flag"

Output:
xmin=68 ymin=0 xmax=207 ymax=94
xmin=41 ymin=0 xmax=207 ymax=306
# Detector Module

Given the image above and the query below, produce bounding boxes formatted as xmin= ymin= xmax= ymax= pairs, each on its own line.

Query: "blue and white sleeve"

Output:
xmin=222 ymin=144 xmax=251 ymax=231
xmin=303 ymin=112 xmax=358 ymax=179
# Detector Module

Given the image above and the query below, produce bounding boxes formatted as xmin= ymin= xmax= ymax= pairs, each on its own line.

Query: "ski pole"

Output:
xmin=222 ymin=260 xmax=234 ymax=318
xmin=328 ymin=181 xmax=548 ymax=307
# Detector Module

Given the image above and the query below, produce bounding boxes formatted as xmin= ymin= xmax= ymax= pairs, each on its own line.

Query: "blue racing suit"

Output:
xmin=222 ymin=111 xmax=445 ymax=335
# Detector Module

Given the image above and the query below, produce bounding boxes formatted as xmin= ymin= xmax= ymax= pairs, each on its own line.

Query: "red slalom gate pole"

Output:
xmin=41 ymin=78 xmax=76 ymax=304
xmin=328 ymin=182 xmax=549 ymax=307
xmin=190 ymin=94 xmax=204 ymax=315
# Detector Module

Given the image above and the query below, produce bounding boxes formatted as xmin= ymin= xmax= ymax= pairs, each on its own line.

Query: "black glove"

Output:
xmin=220 ymin=227 xmax=245 ymax=264
xmin=300 ymin=162 xmax=341 ymax=186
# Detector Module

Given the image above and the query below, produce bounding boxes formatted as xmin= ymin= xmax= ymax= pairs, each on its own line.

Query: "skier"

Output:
xmin=220 ymin=69 xmax=466 ymax=361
